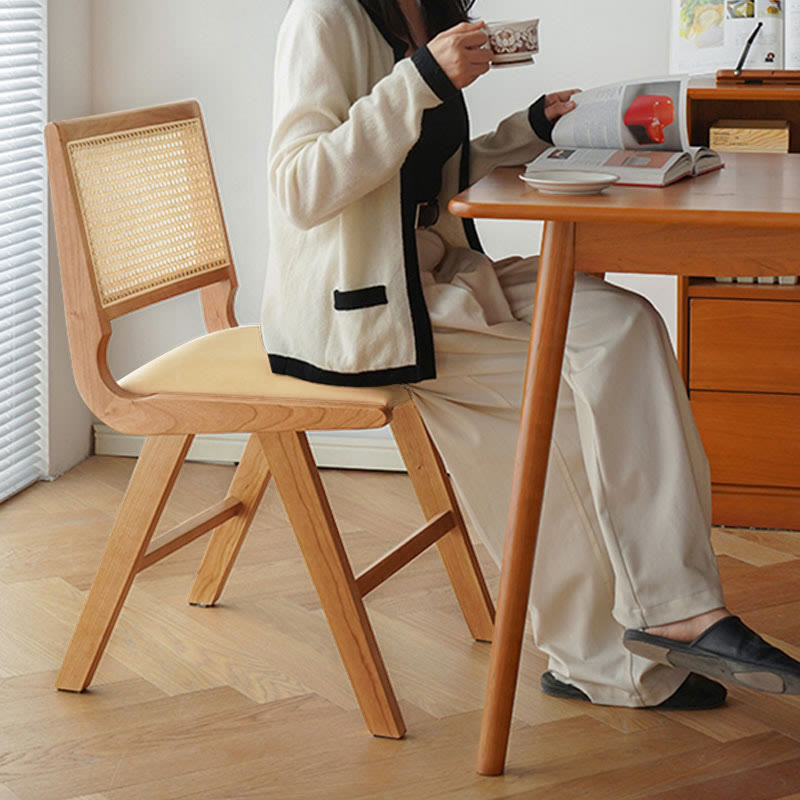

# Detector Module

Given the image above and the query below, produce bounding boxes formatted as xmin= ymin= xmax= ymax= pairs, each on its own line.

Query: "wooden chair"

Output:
xmin=44 ymin=100 xmax=494 ymax=739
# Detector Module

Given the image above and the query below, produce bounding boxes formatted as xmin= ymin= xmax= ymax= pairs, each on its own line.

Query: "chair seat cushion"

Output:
xmin=118 ymin=325 xmax=410 ymax=408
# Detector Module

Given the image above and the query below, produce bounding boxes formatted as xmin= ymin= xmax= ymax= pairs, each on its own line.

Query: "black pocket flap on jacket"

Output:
xmin=333 ymin=285 xmax=388 ymax=311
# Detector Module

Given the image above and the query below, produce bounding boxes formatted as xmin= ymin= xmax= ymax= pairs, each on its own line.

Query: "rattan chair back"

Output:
xmin=68 ymin=117 xmax=231 ymax=309
xmin=48 ymin=100 xmax=236 ymax=321
xmin=46 ymin=100 xmax=239 ymax=422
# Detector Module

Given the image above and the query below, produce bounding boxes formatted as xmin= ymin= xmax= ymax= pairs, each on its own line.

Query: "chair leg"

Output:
xmin=257 ymin=430 xmax=406 ymax=739
xmin=56 ymin=434 xmax=193 ymax=692
xmin=390 ymin=400 xmax=495 ymax=642
xmin=188 ymin=434 xmax=273 ymax=606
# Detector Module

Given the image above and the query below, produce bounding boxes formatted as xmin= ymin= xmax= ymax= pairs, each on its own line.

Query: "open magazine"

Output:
xmin=524 ymin=77 xmax=724 ymax=187
xmin=671 ymin=0 xmax=797 ymax=73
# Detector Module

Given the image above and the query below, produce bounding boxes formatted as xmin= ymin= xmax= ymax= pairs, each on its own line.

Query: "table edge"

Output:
xmin=448 ymin=198 xmax=800 ymax=229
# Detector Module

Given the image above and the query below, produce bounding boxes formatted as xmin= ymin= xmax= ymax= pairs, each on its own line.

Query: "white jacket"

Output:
xmin=261 ymin=0 xmax=551 ymax=385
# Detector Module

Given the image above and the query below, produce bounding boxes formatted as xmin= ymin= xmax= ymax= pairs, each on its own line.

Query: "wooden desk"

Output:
xmin=449 ymin=152 xmax=800 ymax=776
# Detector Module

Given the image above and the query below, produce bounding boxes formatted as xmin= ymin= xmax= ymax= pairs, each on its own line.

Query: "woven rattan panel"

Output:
xmin=68 ymin=119 xmax=230 ymax=307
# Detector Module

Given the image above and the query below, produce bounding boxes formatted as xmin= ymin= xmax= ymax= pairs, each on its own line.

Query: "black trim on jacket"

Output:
xmin=267 ymin=353 xmax=430 ymax=387
xmin=412 ymin=45 xmax=459 ymax=101
xmin=399 ymin=162 xmax=436 ymax=382
xmin=457 ymin=95 xmax=483 ymax=253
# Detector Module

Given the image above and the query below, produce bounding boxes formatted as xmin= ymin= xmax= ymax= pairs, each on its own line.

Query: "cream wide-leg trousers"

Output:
xmin=406 ymin=231 xmax=726 ymax=707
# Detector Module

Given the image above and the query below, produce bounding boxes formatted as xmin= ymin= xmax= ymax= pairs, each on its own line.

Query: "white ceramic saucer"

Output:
xmin=519 ymin=170 xmax=620 ymax=195
xmin=490 ymin=55 xmax=535 ymax=69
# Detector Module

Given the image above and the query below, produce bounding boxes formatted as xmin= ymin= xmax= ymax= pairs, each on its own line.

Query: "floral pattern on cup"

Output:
xmin=486 ymin=21 xmax=539 ymax=60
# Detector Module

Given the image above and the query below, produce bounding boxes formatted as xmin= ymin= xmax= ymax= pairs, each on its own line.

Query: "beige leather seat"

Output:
xmin=120 ymin=324 xmax=409 ymax=407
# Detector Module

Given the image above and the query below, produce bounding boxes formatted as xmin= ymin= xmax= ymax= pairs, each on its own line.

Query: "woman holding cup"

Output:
xmin=263 ymin=0 xmax=800 ymax=710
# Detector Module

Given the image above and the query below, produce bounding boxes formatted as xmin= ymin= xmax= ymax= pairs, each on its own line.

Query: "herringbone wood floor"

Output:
xmin=2 ymin=455 xmax=800 ymax=799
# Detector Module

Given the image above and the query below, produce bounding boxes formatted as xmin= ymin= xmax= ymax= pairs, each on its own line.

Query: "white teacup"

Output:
xmin=484 ymin=19 xmax=540 ymax=64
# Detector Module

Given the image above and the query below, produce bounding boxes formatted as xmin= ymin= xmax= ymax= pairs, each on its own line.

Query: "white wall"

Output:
xmin=52 ymin=0 xmax=677 ymax=452
xmin=47 ymin=0 xmax=94 ymax=476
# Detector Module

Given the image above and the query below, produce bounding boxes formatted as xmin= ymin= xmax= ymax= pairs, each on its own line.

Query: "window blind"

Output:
xmin=0 ymin=0 xmax=47 ymax=502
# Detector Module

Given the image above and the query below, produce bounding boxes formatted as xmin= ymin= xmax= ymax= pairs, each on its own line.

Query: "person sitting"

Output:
xmin=261 ymin=0 xmax=800 ymax=708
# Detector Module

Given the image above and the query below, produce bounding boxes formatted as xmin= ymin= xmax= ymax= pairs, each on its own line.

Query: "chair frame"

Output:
xmin=46 ymin=100 xmax=495 ymax=738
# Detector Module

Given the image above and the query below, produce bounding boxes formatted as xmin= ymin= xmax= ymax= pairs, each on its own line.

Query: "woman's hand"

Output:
xmin=427 ymin=21 xmax=492 ymax=90
xmin=545 ymin=89 xmax=581 ymax=123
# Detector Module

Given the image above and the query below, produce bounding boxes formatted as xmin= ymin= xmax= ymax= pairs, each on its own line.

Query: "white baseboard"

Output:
xmin=93 ymin=424 xmax=405 ymax=471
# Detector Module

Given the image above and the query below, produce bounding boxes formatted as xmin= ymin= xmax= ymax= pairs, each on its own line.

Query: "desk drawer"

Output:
xmin=691 ymin=391 xmax=800 ymax=488
xmin=689 ymin=299 xmax=800 ymax=393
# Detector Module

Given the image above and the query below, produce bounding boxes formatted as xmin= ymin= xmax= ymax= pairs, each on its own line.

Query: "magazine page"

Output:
xmin=670 ymin=0 xmax=784 ymax=74
xmin=552 ymin=78 xmax=689 ymax=153
xmin=527 ymin=147 xmax=690 ymax=186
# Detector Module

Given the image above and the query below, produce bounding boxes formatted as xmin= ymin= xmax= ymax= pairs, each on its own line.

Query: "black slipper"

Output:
xmin=623 ymin=615 xmax=800 ymax=695
xmin=540 ymin=670 xmax=727 ymax=710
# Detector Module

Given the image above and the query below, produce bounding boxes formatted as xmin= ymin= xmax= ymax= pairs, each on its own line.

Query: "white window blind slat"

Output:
xmin=0 ymin=383 xmax=39 ymax=410
xmin=0 ymin=405 xmax=41 ymax=433
xmin=0 ymin=367 xmax=39 ymax=393
xmin=0 ymin=463 xmax=40 ymax=499
xmin=0 ymin=216 xmax=41 ymax=240
xmin=0 ymin=351 xmax=41 ymax=378
xmin=0 ymin=294 xmax=42 ymax=318
xmin=0 ymin=439 xmax=43 ymax=467
xmin=0 ymin=255 xmax=43 ymax=281
xmin=0 ymin=256 xmax=43 ymax=282
xmin=0 ymin=123 xmax=42 ymax=141
xmin=3 ymin=401 xmax=40 ymax=427
xmin=0 ymin=420 xmax=41 ymax=448
xmin=0 ymin=257 xmax=43 ymax=286
xmin=0 ymin=230 xmax=42 ymax=257
xmin=0 ymin=210 xmax=42 ymax=236
xmin=0 ymin=395 xmax=41 ymax=417
xmin=0 ymin=174 xmax=46 ymax=195
xmin=0 ymin=217 xmax=43 ymax=240
xmin=0 ymin=322 xmax=37 ymax=351
xmin=0 ymin=436 xmax=43 ymax=464
xmin=0 ymin=288 xmax=41 ymax=315
xmin=0 ymin=0 xmax=46 ymax=503
xmin=0 ymin=134 xmax=45 ymax=153
xmin=0 ymin=330 xmax=38 ymax=361
xmin=0 ymin=271 xmax=40 ymax=297
xmin=0 ymin=183 xmax=43 ymax=203
xmin=0 ymin=443 xmax=44 ymax=474
xmin=0 ymin=20 xmax=44 ymax=31
xmin=0 ymin=154 xmax=44 ymax=173
xmin=0 ymin=48 xmax=38 ymax=61
xmin=0 ymin=454 xmax=42 ymax=486
xmin=0 ymin=441 xmax=43 ymax=470
xmin=0 ymin=173 xmax=41 ymax=194
xmin=0 ymin=391 xmax=41 ymax=422
xmin=0 ymin=126 xmax=43 ymax=144
xmin=0 ymin=29 xmax=40 ymax=40
xmin=0 ymin=313 xmax=38 ymax=337
xmin=0 ymin=306 xmax=44 ymax=337
xmin=0 ymin=373 xmax=43 ymax=401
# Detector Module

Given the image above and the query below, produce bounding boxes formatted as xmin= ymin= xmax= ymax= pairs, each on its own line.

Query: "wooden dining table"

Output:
xmin=448 ymin=152 xmax=800 ymax=775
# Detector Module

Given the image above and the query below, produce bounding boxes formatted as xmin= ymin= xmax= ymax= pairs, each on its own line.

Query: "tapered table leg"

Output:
xmin=477 ymin=220 xmax=576 ymax=776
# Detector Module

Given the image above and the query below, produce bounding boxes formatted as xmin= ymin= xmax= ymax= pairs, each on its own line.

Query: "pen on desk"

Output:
xmin=734 ymin=21 xmax=764 ymax=76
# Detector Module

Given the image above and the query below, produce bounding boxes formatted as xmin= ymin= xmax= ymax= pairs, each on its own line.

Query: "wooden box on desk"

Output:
xmin=710 ymin=119 xmax=790 ymax=152
xmin=679 ymin=80 xmax=800 ymax=531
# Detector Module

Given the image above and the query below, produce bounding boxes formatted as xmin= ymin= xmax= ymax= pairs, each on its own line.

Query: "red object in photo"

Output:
xmin=624 ymin=94 xmax=675 ymax=144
